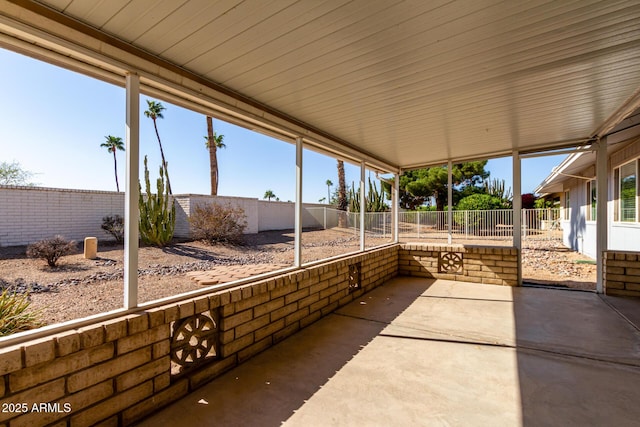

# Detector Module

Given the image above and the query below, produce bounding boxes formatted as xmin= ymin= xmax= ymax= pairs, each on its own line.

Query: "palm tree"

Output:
xmin=337 ymin=160 xmax=347 ymax=226
xmin=100 ymin=135 xmax=124 ymax=192
xmin=325 ymin=179 xmax=333 ymax=204
xmin=205 ymin=116 xmax=226 ymax=195
xmin=144 ymin=100 xmax=171 ymax=193
xmin=264 ymin=189 xmax=276 ymax=201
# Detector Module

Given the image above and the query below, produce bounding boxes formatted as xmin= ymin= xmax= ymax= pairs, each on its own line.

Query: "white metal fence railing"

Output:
xmin=305 ymin=207 xmax=563 ymax=241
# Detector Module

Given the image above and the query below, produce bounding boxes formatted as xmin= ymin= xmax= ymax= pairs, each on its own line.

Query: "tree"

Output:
xmin=337 ymin=160 xmax=348 ymax=226
xmin=264 ymin=189 xmax=276 ymax=201
xmin=0 ymin=161 xmax=35 ymax=186
xmin=401 ymin=161 xmax=489 ymax=210
xmin=205 ymin=116 xmax=226 ymax=195
xmin=325 ymin=179 xmax=333 ymax=204
xmin=100 ymin=135 xmax=124 ymax=192
xmin=144 ymin=100 xmax=172 ymax=194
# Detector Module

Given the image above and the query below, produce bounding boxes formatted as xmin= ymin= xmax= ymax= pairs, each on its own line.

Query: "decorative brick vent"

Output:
xmin=439 ymin=252 xmax=463 ymax=273
xmin=348 ymin=262 xmax=361 ymax=291
xmin=399 ymin=244 xmax=518 ymax=286
xmin=170 ymin=310 xmax=219 ymax=375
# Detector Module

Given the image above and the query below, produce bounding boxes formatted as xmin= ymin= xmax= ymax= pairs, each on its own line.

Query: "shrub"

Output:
xmin=26 ymin=236 xmax=77 ymax=267
xmin=0 ymin=289 xmax=42 ymax=336
xmin=456 ymin=194 xmax=505 ymax=211
xmin=101 ymin=215 xmax=124 ymax=243
xmin=189 ymin=203 xmax=247 ymax=244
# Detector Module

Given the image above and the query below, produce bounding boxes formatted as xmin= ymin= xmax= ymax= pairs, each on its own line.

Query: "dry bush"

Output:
xmin=101 ymin=214 xmax=124 ymax=243
xmin=26 ymin=236 xmax=77 ymax=267
xmin=0 ymin=289 xmax=42 ymax=336
xmin=189 ymin=203 xmax=247 ymax=244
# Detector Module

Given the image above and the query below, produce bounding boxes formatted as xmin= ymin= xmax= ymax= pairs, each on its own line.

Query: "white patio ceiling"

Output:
xmin=2 ymin=0 xmax=640 ymax=171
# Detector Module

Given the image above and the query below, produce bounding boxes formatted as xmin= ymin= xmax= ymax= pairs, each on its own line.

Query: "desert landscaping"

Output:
xmin=0 ymin=229 xmax=595 ymax=327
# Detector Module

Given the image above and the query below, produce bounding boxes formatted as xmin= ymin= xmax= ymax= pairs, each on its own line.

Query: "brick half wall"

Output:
xmin=398 ymin=243 xmax=519 ymax=286
xmin=0 ymin=245 xmax=398 ymax=426
xmin=604 ymin=251 xmax=640 ymax=297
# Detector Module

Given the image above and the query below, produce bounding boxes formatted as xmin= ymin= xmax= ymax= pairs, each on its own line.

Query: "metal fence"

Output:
xmin=306 ymin=207 xmax=563 ymax=241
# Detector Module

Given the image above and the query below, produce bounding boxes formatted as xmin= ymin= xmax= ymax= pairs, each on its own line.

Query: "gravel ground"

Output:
xmin=0 ymin=230 xmax=594 ymax=326
xmin=522 ymin=239 xmax=596 ymax=291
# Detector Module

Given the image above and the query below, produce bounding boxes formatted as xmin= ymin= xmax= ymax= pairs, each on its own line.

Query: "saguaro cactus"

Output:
xmin=138 ymin=156 xmax=175 ymax=246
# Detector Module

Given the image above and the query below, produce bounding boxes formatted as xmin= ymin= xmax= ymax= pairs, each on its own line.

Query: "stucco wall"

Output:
xmin=257 ymin=201 xmax=326 ymax=231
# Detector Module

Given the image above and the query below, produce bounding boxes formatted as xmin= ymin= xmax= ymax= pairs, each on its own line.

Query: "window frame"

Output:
xmin=586 ymin=179 xmax=597 ymax=221
xmin=614 ymin=159 xmax=638 ymax=223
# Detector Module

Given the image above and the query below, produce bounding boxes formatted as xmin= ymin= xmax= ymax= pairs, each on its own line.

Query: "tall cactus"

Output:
xmin=349 ymin=178 xmax=388 ymax=213
xmin=138 ymin=156 xmax=175 ymax=246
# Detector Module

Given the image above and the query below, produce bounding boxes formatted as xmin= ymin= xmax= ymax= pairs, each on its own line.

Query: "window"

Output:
xmin=586 ymin=180 xmax=597 ymax=221
xmin=563 ymin=191 xmax=570 ymax=220
xmin=618 ymin=160 xmax=637 ymax=222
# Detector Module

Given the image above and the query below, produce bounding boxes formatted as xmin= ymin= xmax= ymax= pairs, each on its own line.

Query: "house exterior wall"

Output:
xmin=560 ymin=139 xmax=640 ymax=259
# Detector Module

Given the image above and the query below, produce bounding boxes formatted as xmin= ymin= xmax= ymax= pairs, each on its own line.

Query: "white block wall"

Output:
xmin=175 ymin=195 xmax=260 ymax=236
xmin=0 ymin=187 xmax=337 ymax=246
xmin=0 ymin=186 xmax=125 ymax=247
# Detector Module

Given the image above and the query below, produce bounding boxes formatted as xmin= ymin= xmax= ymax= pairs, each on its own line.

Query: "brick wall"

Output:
xmin=398 ymin=243 xmax=519 ymax=286
xmin=0 ymin=246 xmax=398 ymax=426
xmin=604 ymin=251 xmax=640 ymax=297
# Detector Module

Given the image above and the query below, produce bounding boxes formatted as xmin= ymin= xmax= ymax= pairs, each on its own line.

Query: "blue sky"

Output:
xmin=0 ymin=48 xmax=563 ymax=202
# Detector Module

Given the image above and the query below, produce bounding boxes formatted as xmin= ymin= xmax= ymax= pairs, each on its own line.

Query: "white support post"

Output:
xmin=596 ymin=137 xmax=608 ymax=294
xmin=294 ymin=137 xmax=303 ymax=267
xmin=124 ymin=73 xmax=140 ymax=309
xmin=323 ymin=207 xmax=327 ymax=230
xmin=448 ymin=160 xmax=453 ymax=244
xmin=383 ymin=212 xmax=386 ymax=238
xmin=360 ymin=161 xmax=366 ymax=251
xmin=393 ymin=173 xmax=400 ymax=243
xmin=512 ymin=151 xmax=522 ymax=286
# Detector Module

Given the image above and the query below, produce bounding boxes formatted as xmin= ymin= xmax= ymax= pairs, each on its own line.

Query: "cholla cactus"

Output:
xmin=138 ymin=156 xmax=175 ymax=246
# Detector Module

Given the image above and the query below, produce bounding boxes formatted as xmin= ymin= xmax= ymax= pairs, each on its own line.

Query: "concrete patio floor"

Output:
xmin=137 ymin=277 xmax=640 ymax=426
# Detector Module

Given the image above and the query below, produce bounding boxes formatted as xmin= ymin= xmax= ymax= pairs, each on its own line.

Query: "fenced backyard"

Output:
xmin=306 ymin=207 xmax=564 ymax=243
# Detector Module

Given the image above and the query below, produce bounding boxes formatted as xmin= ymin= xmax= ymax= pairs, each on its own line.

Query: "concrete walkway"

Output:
xmin=137 ymin=277 xmax=640 ymax=426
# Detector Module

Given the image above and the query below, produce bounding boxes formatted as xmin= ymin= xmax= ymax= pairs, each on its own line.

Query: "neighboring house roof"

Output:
xmin=2 ymin=1 xmax=640 ymax=171
xmin=535 ymin=108 xmax=640 ymax=195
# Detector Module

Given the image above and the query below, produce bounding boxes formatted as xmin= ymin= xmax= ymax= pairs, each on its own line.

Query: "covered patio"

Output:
xmin=139 ymin=277 xmax=640 ymax=426
xmin=1 ymin=1 xmax=640 ymax=425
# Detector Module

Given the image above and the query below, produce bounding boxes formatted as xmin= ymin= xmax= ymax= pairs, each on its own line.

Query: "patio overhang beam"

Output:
xmin=400 ymin=138 xmax=596 ymax=173
xmin=0 ymin=3 xmax=399 ymax=175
